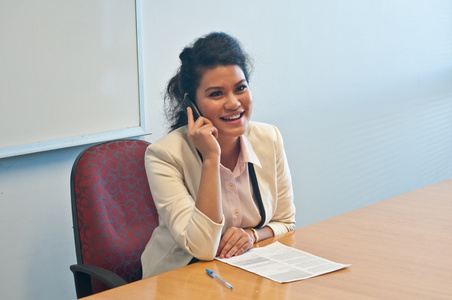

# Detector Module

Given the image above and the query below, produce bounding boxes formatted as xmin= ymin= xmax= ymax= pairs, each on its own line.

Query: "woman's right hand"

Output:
xmin=188 ymin=107 xmax=223 ymax=224
xmin=187 ymin=107 xmax=221 ymax=161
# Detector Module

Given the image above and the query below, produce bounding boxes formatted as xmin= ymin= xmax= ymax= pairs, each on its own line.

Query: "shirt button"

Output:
xmin=228 ymin=183 xmax=234 ymax=189
xmin=234 ymin=209 xmax=240 ymax=216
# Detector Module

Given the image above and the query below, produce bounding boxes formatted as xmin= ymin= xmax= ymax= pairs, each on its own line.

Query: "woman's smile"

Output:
xmin=221 ymin=111 xmax=244 ymax=121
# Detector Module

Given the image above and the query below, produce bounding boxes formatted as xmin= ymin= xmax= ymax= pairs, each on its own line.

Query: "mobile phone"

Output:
xmin=181 ymin=94 xmax=202 ymax=121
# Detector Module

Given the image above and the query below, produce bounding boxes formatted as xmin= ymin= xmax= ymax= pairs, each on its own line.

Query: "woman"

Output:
xmin=141 ymin=32 xmax=295 ymax=278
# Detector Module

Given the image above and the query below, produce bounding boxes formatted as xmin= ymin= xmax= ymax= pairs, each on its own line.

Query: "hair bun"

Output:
xmin=179 ymin=47 xmax=193 ymax=63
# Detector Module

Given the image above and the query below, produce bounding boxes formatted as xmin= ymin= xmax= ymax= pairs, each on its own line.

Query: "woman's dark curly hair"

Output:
xmin=164 ymin=32 xmax=253 ymax=132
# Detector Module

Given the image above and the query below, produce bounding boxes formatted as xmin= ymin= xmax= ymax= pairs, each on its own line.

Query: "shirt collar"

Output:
xmin=238 ymin=135 xmax=262 ymax=168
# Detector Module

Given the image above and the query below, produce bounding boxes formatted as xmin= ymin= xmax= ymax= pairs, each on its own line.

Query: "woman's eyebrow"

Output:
xmin=235 ymin=79 xmax=247 ymax=86
xmin=204 ymin=86 xmax=224 ymax=93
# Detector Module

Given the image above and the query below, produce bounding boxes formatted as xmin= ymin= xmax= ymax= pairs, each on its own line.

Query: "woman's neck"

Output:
xmin=218 ymin=137 xmax=241 ymax=171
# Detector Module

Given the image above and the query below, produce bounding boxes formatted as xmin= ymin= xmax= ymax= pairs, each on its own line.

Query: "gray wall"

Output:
xmin=1 ymin=1 xmax=451 ymax=299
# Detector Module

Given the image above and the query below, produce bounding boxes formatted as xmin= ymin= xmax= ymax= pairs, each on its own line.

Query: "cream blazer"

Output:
xmin=141 ymin=121 xmax=295 ymax=278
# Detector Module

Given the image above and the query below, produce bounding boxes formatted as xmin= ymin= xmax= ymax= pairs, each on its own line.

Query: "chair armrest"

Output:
xmin=70 ymin=264 xmax=128 ymax=298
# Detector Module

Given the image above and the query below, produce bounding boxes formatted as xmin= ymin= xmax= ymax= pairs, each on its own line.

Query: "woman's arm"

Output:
xmin=186 ymin=107 xmax=223 ymax=224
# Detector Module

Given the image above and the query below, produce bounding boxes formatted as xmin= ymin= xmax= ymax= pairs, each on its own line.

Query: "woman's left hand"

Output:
xmin=216 ymin=227 xmax=254 ymax=258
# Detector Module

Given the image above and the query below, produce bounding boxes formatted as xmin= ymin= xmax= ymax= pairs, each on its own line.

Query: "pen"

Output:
xmin=206 ymin=268 xmax=233 ymax=289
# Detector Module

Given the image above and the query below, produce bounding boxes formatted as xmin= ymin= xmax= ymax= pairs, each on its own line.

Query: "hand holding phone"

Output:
xmin=181 ymin=94 xmax=202 ymax=121
xmin=182 ymin=94 xmax=220 ymax=159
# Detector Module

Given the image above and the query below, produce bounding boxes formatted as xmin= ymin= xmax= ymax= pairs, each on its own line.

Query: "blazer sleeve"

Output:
xmin=145 ymin=141 xmax=224 ymax=260
xmin=266 ymin=125 xmax=296 ymax=236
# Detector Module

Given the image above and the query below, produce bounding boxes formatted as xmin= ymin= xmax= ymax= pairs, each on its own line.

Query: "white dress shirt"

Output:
xmin=219 ymin=135 xmax=262 ymax=234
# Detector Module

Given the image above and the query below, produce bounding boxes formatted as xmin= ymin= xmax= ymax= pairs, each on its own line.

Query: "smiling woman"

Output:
xmin=140 ymin=32 xmax=296 ymax=278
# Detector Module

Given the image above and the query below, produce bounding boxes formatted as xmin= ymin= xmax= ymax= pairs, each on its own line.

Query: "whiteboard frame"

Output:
xmin=0 ymin=0 xmax=148 ymax=159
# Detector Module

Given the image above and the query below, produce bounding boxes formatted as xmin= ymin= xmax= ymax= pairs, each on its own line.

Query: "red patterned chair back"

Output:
xmin=71 ymin=140 xmax=158 ymax=294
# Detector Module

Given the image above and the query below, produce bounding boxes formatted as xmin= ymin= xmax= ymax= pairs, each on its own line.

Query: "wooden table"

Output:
xmin=85 ymin=180 xmax=452 ymax=299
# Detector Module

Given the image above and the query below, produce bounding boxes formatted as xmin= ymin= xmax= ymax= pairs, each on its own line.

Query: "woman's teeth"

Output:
xmin=223 ymin=113 xmax=241 ymax=120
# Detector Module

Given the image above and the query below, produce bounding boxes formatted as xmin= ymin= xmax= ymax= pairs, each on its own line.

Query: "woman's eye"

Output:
xmin=209 ymin=91 xmax=223 ymax=97
xmin=236 ymin=85 xmax=247 ymax=92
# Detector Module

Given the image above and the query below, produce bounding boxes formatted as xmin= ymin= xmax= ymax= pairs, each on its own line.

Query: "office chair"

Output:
xmin=70 ymin=140 xmax=158 ymax=299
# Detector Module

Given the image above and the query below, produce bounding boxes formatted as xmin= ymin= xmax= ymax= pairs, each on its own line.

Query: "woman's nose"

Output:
xmin=224 ymin=94 xmax=241 ymax=110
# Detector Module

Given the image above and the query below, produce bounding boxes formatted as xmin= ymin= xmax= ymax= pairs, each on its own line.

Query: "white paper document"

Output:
xmin=216 ymin=242 xmax=350 ymax=283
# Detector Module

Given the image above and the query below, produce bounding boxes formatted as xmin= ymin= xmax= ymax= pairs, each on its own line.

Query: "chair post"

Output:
xmin=72 ymin=270 xmax=93 ymax=299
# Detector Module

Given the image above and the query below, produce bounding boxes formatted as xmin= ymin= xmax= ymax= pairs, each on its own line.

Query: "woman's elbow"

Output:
xmin=189 ymin=246 xmax=217 ymax=261
xmin=185 ymin=235 xmax=220 ymax=261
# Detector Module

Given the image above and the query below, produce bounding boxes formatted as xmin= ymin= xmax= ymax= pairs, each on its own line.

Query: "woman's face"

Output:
xmin=195 ymin=65 xmax=252 ymax=143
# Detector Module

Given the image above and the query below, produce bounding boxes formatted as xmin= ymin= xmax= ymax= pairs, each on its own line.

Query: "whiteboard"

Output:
xmin=0 ymin=0 xmax=146 ymax=158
